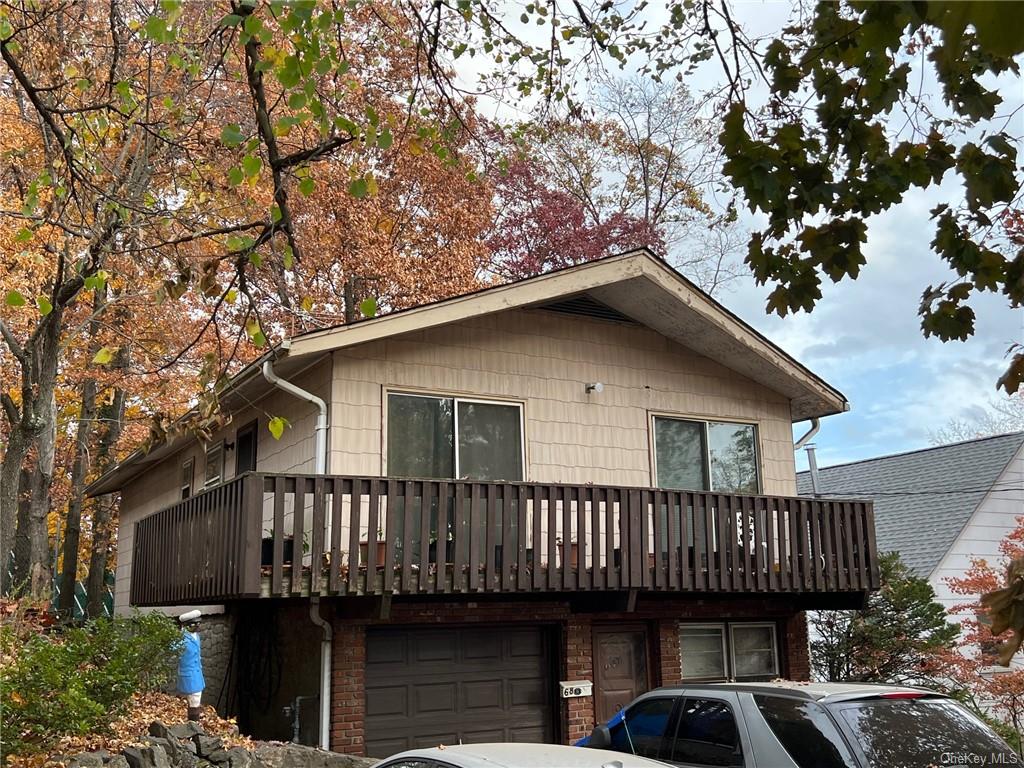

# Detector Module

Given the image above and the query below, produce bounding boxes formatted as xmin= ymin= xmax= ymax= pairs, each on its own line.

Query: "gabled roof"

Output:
xmin=88 ymin=249 xmax=847 ymax=496
xmin=286 ymin=249 xmax=847 ymax=420
xmin=797 ymin=432 xmax=1024 ymax=578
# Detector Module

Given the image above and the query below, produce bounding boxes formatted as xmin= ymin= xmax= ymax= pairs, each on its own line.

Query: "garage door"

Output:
xmin=364 ymin=625 xmax=555 ymax=757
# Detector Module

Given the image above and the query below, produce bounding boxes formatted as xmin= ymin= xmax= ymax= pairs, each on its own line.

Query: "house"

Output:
xmin=796 ymin=432 xmax=1024 ymax=624
xmin=87 ymin=249 xmax=879 ymax=757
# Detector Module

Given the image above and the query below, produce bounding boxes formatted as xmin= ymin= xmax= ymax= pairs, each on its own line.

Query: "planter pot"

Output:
xmin=359 ymin=540 xmax=388 ymax=567
xmin=262 ymin=537 xmax=296 ymax=566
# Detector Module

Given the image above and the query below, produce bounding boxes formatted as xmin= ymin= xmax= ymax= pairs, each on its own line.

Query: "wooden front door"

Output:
xmin=594 ymin=627 xmax=650 ymax=724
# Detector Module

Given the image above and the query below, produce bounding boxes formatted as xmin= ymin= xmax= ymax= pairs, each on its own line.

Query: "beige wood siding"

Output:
xmin=114 ymin=358 xmax=331 ymax=613
xmin=329 ymin=309 xmax=797 ymax=493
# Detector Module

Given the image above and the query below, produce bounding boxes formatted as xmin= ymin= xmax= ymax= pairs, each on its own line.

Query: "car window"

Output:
xmin=377 ymin=760 xmax=451 ymax=768
xmin=830 ymin=698 xmax=1017 ymax=765
xmin=754 ymin=695 xmax=857 ymax=768
xmin=670 ymin=698 xmax=743 ymax=767
xmin=609 ymin=697 xmax=676 ymax=758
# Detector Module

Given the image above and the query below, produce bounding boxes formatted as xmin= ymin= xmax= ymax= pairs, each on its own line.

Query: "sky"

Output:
xmin=683 ymin=3 xmax=1024 ymax=470
xmin=459 ymin=0 xmax=1023 ymax=471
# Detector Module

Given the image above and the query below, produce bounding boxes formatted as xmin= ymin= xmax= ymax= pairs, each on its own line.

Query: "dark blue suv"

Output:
xmin=576 ymin=681 xmax=1019 ymax=767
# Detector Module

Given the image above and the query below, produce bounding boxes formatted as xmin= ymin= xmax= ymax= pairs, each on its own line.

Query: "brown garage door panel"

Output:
xmin=365 ymin=626 xmax=555 ymax=757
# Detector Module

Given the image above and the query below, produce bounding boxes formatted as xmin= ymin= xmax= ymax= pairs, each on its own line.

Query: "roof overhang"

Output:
xmin=88 ymin=249 xmax=847 ymax=496
xmin=85 ymin=350 xmax=328 ymax=497
xmin=288 ymin=249 xmax=847 ymax=420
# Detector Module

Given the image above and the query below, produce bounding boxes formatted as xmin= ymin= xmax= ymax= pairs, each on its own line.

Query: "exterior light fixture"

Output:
xmin=585 ymin=382 xmax=604 ymax=394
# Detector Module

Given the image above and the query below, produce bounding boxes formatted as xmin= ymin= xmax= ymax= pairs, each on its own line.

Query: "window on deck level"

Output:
xmin=204 ymin=441 xmax=224 ymax=487
xmin=653 ymin=417 xmax=759 ymax=493
xmin=387 ymin=393 xmax=524 ymax=481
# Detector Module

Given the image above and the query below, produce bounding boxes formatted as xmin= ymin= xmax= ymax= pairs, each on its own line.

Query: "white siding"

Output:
xmin=929 ymin=443 xmax=1024 ymax=623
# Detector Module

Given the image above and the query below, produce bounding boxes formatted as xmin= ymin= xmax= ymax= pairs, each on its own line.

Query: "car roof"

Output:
xmin=380 ymin=743 xmax=672 ymax=768
xmin=646 ymin=680 xmax=946 ymax=703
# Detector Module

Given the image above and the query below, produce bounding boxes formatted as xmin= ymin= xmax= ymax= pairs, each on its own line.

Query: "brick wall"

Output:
xmin=331 ymin=622 xmax=366 ymax=753
xmin=784 ymin=610 xmax=811 ymax=681
xmin=323 ymin=596 xmax=810 ymax=756
xmin=564 ymin=616 xmax=594 ymax=744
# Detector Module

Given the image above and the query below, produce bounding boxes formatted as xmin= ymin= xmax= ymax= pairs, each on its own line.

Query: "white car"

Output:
xmin=374 ymin=743 xmax=672 ymax=768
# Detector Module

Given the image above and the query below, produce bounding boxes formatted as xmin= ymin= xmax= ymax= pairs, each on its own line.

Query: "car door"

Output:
xmin=663 ymin=693 xmax=748 ymax=768
xmin=606 ymin=695 xmax=681 ymax=761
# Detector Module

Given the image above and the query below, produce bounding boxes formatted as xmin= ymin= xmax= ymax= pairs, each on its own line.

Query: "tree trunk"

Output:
xmin=12 ymin=393 xmax=56 ymax=599
xmin=0 ymin=428 xmax=30 ymax=593
xmin=85 ymin=494 xmax=116 ymax=618
xmin=59 ymin=377 xmax=97 ymax=614
xmin=85 ymin=356 xmax=126 ymax=618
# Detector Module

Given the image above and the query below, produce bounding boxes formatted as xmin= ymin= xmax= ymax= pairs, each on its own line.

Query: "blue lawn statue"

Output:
xmin=177 ymin=610 xmax=205 ymax=722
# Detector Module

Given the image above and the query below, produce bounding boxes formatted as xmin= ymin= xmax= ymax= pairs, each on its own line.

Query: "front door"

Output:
xmin=594 ymin=627 xmax=649 ymax=723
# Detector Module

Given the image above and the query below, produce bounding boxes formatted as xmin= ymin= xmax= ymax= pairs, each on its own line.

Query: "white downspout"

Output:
xmin=262 ymin=355 xmax=332 ymax=750
xmin=793 ymin=417 xmax=820 ymax=451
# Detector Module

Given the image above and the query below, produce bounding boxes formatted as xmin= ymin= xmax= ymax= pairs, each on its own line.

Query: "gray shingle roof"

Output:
xmin=797 ymin=432 xmax=1024 ymax=578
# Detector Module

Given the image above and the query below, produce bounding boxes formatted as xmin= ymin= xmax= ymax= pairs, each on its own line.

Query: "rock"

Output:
xmin=253 ymin=743 xmax=376 ymax=768
xmin=94 ymin=750 xmax=113 ymax=762
xmin=168 ymin=723 xmax=204 ymax=741
xmin=68 ymin=752 xmax=105 ymax=768
xmin=149 ymin=722 xmax=171 ymax=740
xmin=193 ymin=736 xmax=224 ymax=759
xmin=225 ymin=747 xmax=251 ymax=768
xmin=107 ymin=756 xmax=130 ymax=768
xmin=123 ymin=745 xmax=172 ymax=768
xmin=177 ymin=751 xmax=199 ymax=768
xmin=145 ymin=737 xmax=178 ymax=761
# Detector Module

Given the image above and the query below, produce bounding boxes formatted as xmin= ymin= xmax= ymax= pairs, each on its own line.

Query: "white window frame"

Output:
xmin=651 ymin=414 xmax=762 ymax=493
xmin=180 ymin=457 xmax=194 ymax=500
xmin=729 ymin=621 xmax=780 ymax=680
xmin=679 ymin=622 xmax=730 ymax=681
xmin=385 ymin=390 xmax=526 ymax=481
xmin=204 ymin=441 xmax=224 ymax=488
xmin=679 ymin=621 xmax=780 ymax=682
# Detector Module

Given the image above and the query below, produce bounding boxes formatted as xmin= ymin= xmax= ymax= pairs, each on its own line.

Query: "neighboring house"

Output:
xmin=797 ymin=432 xmax=1024 ymax=625
xmin=87 ymin=249 xmax=879 ymax=757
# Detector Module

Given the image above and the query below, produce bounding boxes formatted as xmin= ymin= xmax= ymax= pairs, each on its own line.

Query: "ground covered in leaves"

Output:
xmin=6 ymin=691 xmax=252 ymax=768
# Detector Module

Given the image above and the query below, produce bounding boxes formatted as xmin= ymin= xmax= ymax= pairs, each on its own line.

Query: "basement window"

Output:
xmin=387 ymin=392 xmax=524 ymax=481
xmin=680 ymin=622 xmax=779 ymax=682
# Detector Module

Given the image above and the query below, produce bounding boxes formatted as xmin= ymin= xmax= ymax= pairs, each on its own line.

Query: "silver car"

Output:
xmin=578 ymin=681 xmax=1021 ymax=767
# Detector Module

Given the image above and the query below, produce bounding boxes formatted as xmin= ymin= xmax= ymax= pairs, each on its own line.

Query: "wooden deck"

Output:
xmin=129 ymin=473 xmax=880 ymax=606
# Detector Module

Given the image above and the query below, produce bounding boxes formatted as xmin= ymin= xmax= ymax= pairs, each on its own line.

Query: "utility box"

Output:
xmin=559 ymin=680 xmax=593 ymax=698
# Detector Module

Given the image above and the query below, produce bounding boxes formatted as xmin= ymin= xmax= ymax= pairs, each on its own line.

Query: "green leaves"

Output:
xmin=220 ymin=124 xmax=245 ymax=148
xmin=268 ymin=416 xmax=290 ymax=440
xmin=358 ymin=296 xmax=378 ymax=318
xmin=36 ymin=296 xmax=52 ymax=316
xmin=5 ymin=290 xmax=26 ymax=307
xmin=92 ymin=346 xmax=115 ymax=365
xmin=246 ymin=320 xmax=267 ymax=348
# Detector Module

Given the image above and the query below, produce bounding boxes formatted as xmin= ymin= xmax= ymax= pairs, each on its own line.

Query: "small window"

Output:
xmin=387 ymin=393 xmax=523 ymax=481
xmin=235 ymin=420 xmax=258 ymax=475
xmin=754 ymin=695 xmax=856 ymax=768
xmin=180 ymin=458 xmax=194 ymax=500
xmin=681 ymin=622 xmax=779 ymax=681
xmin=653 ymin=417 xmax=759 ymax=493
xmin=204 ymin=441 xmax=223 ymax=487
xmin=670 ymin=698 xmax=743 ymax=767
xmin=680 ymin=625 xmax=728 ymax=680
xmin=609 ymin=697 xmax=675 ymax=758
xmin=731 ymin=623 xmax=779 ymax=680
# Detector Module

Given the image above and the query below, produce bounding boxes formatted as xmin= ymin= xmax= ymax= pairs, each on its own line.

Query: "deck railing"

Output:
xmin=130 ymin=473 xmax=879 ymax=605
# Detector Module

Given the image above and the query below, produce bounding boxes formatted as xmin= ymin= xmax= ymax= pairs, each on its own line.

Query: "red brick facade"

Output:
xmin=329 ymin=596 xmax=811 ymax=755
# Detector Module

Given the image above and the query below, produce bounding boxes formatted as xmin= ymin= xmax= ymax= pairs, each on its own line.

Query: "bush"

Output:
xmin=0 ymin=611 xmax=180 ymax=759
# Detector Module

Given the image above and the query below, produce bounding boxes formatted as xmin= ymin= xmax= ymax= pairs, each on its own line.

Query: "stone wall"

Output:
xmin=198 ymin=613 xmax=235 ymax=712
